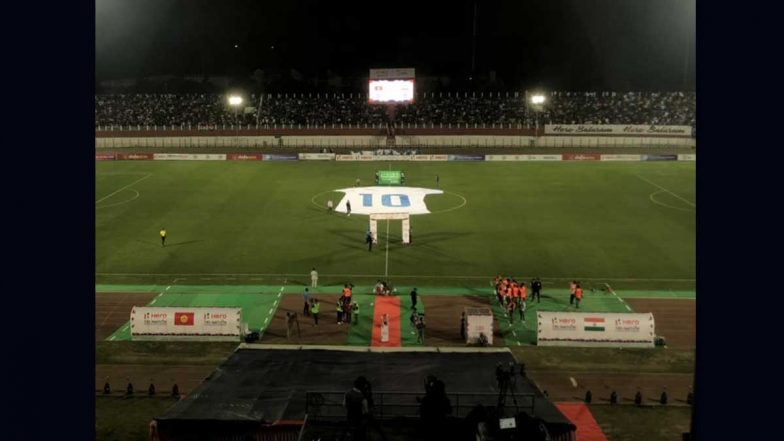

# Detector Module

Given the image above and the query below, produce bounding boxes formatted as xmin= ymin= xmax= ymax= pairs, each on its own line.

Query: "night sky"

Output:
xmin=96 ymin=0 xmax=695 ymax=91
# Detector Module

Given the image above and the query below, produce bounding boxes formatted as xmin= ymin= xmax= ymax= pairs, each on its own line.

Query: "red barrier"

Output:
xmin=562 ymin=153 xmax=601 ymax=161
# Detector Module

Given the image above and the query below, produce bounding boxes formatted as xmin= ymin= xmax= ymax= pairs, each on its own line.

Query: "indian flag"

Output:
xmin=584 ymin=317 xmax=605 ymax=332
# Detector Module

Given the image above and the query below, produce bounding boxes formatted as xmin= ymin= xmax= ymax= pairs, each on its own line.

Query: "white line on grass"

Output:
xmin=636 ymin=175 xmax=695 ymax=207
xmin=605 ymin=283 xmax=635 ymax=312
xmin=95 ymin=173 xmax=151 ymax=204
xmin=268 ymin=308 xmax=273 ymax=315
xmin=649 ymin=190 xmax=695 ymax=213
xmin=109 ymin=336 xmax=116 ymax=341
xmin=570 ymin=377 xmax=578 ymax=388
xmin=95 ymin=188 xmax=140 ymax=209
xmin=384 ymin=220 xmax=390 ymax=278
xmin=150 ymin=299 xmax=156 ymax=305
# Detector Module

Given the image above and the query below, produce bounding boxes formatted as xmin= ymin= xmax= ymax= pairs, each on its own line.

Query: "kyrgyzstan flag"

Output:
xmin=174 ymin=312 xmax=195 ymax=326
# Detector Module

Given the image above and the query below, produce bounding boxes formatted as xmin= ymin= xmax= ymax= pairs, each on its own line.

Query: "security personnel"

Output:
xmin=310 ymin=299 xmax=320 ymax=325
xmin=160 ymin=227 xmax=167 ymax=247
xmin=575 ymin=284 xmax=584 ymax=309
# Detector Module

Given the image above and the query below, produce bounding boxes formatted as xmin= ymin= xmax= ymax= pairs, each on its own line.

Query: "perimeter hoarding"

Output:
xmin=130 ymin=307 xmax=242 ymax=341
xmin=537 ymin=312 xmax=655 ymax=348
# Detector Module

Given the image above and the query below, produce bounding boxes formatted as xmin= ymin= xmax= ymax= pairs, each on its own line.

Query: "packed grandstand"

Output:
xmin=95 ymin=91 xmax=696 ymax=132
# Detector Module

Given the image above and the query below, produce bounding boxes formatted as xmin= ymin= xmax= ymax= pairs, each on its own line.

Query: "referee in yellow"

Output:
xmin=160 ymin=227 xmax=167 ymax=247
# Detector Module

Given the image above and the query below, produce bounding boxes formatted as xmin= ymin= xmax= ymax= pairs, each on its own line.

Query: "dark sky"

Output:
xmin=96 ymin=0 xmax=695 ymax=90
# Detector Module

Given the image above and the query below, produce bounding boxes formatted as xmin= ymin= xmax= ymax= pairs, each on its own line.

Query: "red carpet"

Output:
xmin=371 ymin=296 xmax=401 ymax=347
xmin=555 ymin=402 xmax=608 ymax=441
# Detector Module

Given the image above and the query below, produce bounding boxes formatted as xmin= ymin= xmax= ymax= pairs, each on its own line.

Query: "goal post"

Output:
xmin=369 ymin=213 xmax=411 ymax=244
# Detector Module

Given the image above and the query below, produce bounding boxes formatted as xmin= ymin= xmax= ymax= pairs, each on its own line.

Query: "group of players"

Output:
xmin=494 ymin=275 xmax=543 ymax=324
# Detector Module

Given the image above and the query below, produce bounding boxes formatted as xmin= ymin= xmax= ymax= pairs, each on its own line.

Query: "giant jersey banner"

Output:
xmin=130 ymin=307 xmax=242 ymax=341
xmin=536 ymin=312 xmax=655 ymax=348
xmin=334 ymin=186 xmax=443 ymax=215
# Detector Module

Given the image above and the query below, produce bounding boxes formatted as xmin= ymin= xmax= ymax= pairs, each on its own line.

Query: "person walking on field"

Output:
xmin=336 ymin=298 xmax=344 ymax=325
xmin=531 ymin=278 xmax=542 ymax=303
xmin=574 ymin=284 xmax=584 ymax=309
xmin=416 ymin=314 xmax=426 ymax=344
xmin=160 ymin=227 xmax=167 ymax=247
xmin=346 ymin=200 xmax=352 ymax=216
xmin=303 ymin=288 xmax=311 ymax=316
xmin=569 ymin=281 xmax=577 ymax=305
xmin=366 ymin=230 xmax=373 ymax=251
xmin=410 ymin=288 xmax=418 ymax=309
xmin=351 ymin=301 xmax=359 ymax=325
xmin=310 ymin=267 xmax=318 ymax=288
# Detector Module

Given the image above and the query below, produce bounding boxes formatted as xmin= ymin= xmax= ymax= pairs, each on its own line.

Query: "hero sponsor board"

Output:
xmin=600 ymin=154 xmax=642 ymax=161
xmin=117 ymin=153 xmax=153 ymax=160
xmin=562 ymin=153 xmax=601 ymax=161
xmin=537 ymin=312 xmax=655 ymax=348
xmin=485 ymin=154 xmax=562 ymax=161
xmin=298 ymin=153 xmax=336 ymax=160
xmin=227 ymin=153 xmax=262 ymax=161
xmin=545 ymin=124 xmax=692 ymax=136
xmin=130 ymin=307 xmax=242 ymax=341
xmin=95 ymin=153 xmax=116 ymax=161
xmin=153 ymin=153 xmax=227 ymax=161
xmin=677 ymin=154 xmax=696 ymax=161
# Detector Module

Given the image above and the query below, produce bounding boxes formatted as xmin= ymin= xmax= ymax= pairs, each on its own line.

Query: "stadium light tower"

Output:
xmin=228 ymin=95 xmax=243 ymax=136
xmin=528 ymin=93 xmax=547 ymax=129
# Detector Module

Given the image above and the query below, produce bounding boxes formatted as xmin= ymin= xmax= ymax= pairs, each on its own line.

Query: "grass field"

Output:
xmin=96 ymin=161 xmax=695 ymax=290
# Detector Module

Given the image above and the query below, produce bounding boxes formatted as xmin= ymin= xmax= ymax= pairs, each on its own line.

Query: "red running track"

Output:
xmin=371 ymin=296 xmax=401 ymax=347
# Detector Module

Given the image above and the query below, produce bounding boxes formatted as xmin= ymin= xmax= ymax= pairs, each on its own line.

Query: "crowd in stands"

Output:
xmin=95 ymin=91 xmax=695 ymax=131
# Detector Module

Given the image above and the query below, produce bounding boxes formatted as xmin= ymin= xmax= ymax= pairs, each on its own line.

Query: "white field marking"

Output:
xmin=268 ymin=308 xmax=273 ymax=315
xmin=264 ymin=317 xmax=270 ymax=324
xmin=95 ymin=173 xmax=151 ymax=204
xmin=97 ymin=293 xmax=130 ymax=327
xmin=165 ymin=286 xmax=171 ymax=291
xmin=636 ymin=175 xmax=695 ymax=207
xmin=121 ymin=324 xmax=129 ymax=331
xmin=277 ymin=292 xmax=282 ymax=298
xmin=96 ymin=272 xmax=695 ymax=282
xmin=385 ymin=219 xmax=390 ymax=278
xmin=649 ymin=190 xmax=696 ymax=213
xmin=428 ymin=192 xmax=468 ymax=214
xmin=516 ymin=341 xmax=521 ymax=346
xmin=109 ymin=336 xmax=116 ymax=341
xmin=150 ymin=299 xmax=157 ymax=305
xmin=570 ymin=377 xmax=578 ymax=388
xmin=96 ymin=188 xmax=140 ymax=209
xmin=512 ymin=330 xmax=517 ymax=337
xmin=605 ymin=283 xmax=635 ymax=312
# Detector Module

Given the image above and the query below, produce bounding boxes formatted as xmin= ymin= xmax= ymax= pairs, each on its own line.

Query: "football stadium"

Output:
xmin=95 ymin=2 xmax=695 ymax=441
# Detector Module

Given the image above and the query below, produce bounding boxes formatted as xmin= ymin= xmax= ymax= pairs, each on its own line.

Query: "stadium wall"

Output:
xmin=96 ymin=134 xmax=695 ymax=149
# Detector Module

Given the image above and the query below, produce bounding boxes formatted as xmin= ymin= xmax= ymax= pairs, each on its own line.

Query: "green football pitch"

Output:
xmin=96 ymin=161 xmax=695 ymax=290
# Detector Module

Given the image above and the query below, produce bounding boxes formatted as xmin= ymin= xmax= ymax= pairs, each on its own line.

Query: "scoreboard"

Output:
xmin=368 ymin=68 xmax=415 ymax=104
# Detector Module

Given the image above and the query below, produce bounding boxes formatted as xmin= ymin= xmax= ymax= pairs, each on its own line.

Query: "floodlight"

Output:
xmin=228 ymin=95 xmax=243 ymax=106
xmin=531 ymin=94 xmax=546 ymax=105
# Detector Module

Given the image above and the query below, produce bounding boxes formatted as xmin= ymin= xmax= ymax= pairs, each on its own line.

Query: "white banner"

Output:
xmin=600 ymin=154 xmax=643 ymax=161
xmin=130 ymin=307 xmax=242 ymax=341
xmin=298 ymin=153 xmax=336 ymax=160
xmin=537 ymin=312 xmax=655 ymax=348
xmin=545 ymin=124 xmax=692 ymax=136
xmin=153 ymin=153 xmax=227 ymax=161
xmin=485 ymin=154 xmax=563 ymax=161
xmin=678 ymin=154 xmax=696 ymax=161
xmin=336 ymin=186 xmax=443 ymax=215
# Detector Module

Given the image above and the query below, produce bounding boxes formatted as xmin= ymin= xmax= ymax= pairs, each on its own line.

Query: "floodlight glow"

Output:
xmin=531 ymin=95 xmax=546 ymax=105
xmin=228 ymin=95 xmax=243 ymax=106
